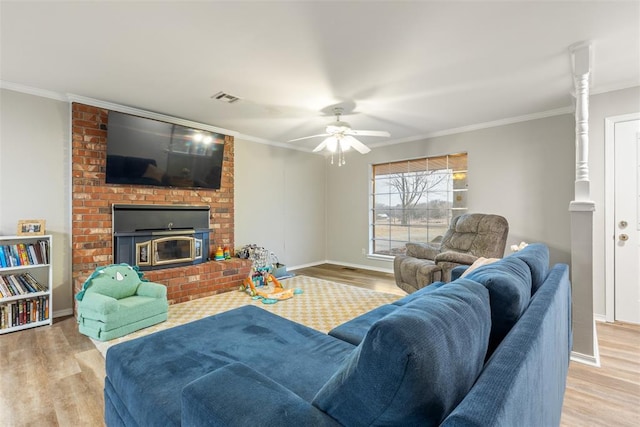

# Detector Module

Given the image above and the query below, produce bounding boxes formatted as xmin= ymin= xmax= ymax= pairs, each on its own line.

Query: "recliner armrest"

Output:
xmin=405 ymin=242 xmax=440 ymax=259
xmin=434 ymin=251 xmax=478 ymax=265
xmin=136 ymin=281 xmax=167 ymax=299
xmin=79 ymin=292 xmax=119 ymax=314
xmin=182 ymin=362 xmax=340 ymax=427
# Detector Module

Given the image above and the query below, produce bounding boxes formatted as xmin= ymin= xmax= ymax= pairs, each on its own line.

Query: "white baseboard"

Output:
xmin=288 ymin=260 xmax=393 ymax=274
xmin=323 ymin=259 xmax=393 ymax=274
xmin=287 ymin=260 xmax=327 ymax=271
xmin=571 ymin=350 xmax=601 ymax=367
xmin=571 ymin=318 xmax=601 ymax=367
xmin=594 ymin=313 xmax=607 ymax=323
xmin=53 ymin=308 xmax=74 ymax=318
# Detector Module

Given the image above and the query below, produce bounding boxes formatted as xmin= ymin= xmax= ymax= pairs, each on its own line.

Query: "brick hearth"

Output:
xmin=71 ymin=103 xmax=250 ymax=307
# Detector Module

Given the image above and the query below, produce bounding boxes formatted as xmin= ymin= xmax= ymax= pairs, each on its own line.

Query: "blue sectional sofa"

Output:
xmin=104 ymin=243 xmax=571 ymax=426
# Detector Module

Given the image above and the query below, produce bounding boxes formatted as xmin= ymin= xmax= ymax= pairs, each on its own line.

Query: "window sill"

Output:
xmin=366 ymin=253 xmax=394 ymax=262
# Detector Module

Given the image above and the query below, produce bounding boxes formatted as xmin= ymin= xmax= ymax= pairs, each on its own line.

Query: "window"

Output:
xmin=370 ymin=153 xmax=468 ymax=256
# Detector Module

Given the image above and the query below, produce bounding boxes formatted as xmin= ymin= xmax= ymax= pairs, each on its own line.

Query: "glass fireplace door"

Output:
xmin=153 ymin=236 xmax=195 ymax=265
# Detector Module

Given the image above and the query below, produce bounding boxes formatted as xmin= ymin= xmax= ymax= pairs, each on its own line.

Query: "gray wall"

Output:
xmin=590 ymin=86 xmax=640 ymax=317
xmin=326 ymin=114 xmax=576 ymax=271
xmin=3 ymin=84 xmax=638 ymax=324
xmin=234 ymin=140 xmax=326 ymax=268
xmin=0 ymin=89 xmax=72 ymax=316
xmin=0 ymin=89 xmax=329 ymax=317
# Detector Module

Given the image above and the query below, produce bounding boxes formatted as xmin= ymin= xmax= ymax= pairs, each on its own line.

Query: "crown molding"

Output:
xmin=66 ymin=94 xmax=239 ymax=136
xmin=368 ymin=106 xmax=574 ymax=149
xmin=5 ymin=79 xmax=637 ymax=153
xmin=235 ymin=133 xmax=315 ymax=153
xmin=0 ymin=80 xmax=68 ymax=102
xmin=0 ymin=80 xmax=239 ymax=136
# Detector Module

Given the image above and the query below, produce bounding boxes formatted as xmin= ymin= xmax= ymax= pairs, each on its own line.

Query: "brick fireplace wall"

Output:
xmin=71 ymin=103 xmax=250 ymax=306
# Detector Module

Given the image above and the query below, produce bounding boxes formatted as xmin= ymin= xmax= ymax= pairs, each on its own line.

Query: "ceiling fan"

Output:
xmin=288 ymin=108 xmax=390 ymax=163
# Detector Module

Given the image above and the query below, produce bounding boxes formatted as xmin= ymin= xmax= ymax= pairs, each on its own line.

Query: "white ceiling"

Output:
xmin=1 ymin=1 xmax=639 ymax=152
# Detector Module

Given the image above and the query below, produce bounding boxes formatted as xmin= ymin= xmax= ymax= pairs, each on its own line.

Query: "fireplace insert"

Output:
xmin=113 ymin=204 xmax=212 ymax=271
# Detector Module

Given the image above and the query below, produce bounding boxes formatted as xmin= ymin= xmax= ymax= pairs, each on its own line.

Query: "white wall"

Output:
xmin=0 ymin=89 xmax=72 ymax=316
xmin=325 ymin=114 xmax=576 ymax=272
xmin=590 ymin=86 xmax=640 ymax=317
xmin=234 ymin=140 xmax=326 ymax=268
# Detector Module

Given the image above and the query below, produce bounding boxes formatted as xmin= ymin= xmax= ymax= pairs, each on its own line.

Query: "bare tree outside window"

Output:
xmin=388 ymin=171 xmax=448 ymax=226
xmin=370 ymin=153 xmax=468 ymax=256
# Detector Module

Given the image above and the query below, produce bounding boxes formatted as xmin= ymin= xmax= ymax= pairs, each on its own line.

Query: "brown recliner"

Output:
xmin=393 ymin=213 xmax=509 ymax=294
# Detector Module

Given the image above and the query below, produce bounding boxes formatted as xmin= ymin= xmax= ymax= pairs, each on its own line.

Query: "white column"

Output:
xmin=569 ymin=42 xmax=598 ymax=364
xmin=572 ymin=42 xmax=592 ymax=200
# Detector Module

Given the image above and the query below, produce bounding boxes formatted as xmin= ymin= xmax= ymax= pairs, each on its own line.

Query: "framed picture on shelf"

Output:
xmin=17 ymin=219 xmax=46 ymax=236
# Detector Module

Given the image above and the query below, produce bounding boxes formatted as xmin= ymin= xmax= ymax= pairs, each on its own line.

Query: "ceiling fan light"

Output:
xmin=326 ymin=137 xmax=338 ymax=152
xmin=340 ymin=138 xmax=351 ymax=151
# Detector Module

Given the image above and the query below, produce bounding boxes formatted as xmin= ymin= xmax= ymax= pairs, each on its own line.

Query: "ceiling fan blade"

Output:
xmin=312 ymin=140 xmax=328 ymax=152
xmin=288 ymin=133 xmax=329 ymax=142
xmin=347 ymin=130 xmax=391 ymax=138
xmin=344 ymin=136 xmax=371 ymax=154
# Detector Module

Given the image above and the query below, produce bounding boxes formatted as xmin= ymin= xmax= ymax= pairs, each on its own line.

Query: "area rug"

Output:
xmin=92 ymin=275 xmax=402 ymax=357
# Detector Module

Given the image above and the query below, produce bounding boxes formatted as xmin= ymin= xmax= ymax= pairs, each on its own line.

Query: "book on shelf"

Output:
xmin=0 ymin=273 xmax=47 ymax=299
xmin=3 ymin=246 xmax=16 ymax=267
xmin=0 ymin=277 xmax=12 ymax=297
xmin=0 ymin=239 xmax=50 ymax=268
xmin=7 ymin=275 xmax=27 ymax=295
xmin=0 ymin=295 xmax=49 ymax=329
xmin=10 ymin=245 xmax=20 ymax=266
xmin=15 ymin=274 xmax=36 ymax=293
xmin=17 ymin=243 xmax=30 ymax=265
xmin=2 ymin=276 xmax=20 ymax=296
xmin=39 ymin=239 xmax=50 ymax=264
xmin=30 ymin=244 xmax=41 ymax=264
xmin=23 ymin=272 xmax=47 ymax=292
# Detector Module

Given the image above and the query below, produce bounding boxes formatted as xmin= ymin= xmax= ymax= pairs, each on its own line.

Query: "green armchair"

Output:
xmin=75 ymin=263 xmax=168 ymax=341
xmin=394 ymin=213 xmax=509 ymax=293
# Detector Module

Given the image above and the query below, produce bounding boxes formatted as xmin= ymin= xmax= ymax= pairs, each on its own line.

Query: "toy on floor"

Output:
xmin=240 ymin=266 xmax=298 ymax=303
xmin=237 ymin=244 xmax=300 ymax=303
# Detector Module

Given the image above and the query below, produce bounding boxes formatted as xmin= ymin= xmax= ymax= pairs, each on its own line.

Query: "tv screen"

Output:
xmin=106 ymin=111 xmax=225 ymax=190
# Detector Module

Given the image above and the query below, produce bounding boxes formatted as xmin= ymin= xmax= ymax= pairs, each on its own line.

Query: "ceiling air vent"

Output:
xmin=211 ymin=91 xmax=240 ymax=104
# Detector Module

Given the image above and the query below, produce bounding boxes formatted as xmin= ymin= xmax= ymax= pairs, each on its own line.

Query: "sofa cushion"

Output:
xmin=328 ymin=304 xmax=398 ymax=345
xmin=507 ymin=243 xmax=550 ymax=294
xmin=392 ymin=281 xmax=447 ymax=306
xmin=313 ymin=280 xmax=491 ymax=426
xmin=106 ymin=305 xmax=355 ymax=426
xmin=464 ymin=256 xmax=532 ymax=355
xmin=329 ymin=282 xmax=448 ymax=346
xmin=460 ymin=257 xmax=501 ymax=277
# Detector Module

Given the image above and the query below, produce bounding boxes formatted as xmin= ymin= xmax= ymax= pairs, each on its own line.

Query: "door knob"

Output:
xmin=619 ymin=234 xmax=629 ymax=241
xmin=619 ymin=220 xmax=628 ymax=228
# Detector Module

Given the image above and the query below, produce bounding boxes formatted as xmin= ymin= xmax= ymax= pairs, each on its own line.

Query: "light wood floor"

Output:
xmin=0 ymin=264 xmax=638 ymax=426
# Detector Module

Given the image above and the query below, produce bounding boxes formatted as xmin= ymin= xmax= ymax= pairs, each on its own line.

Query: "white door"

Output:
xmin=614 ymin=118 xmax=640 ymax=324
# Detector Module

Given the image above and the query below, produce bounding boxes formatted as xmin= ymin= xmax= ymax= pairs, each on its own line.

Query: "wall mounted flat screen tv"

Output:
xmin=106 ymin=111 xmax=226 ymax=190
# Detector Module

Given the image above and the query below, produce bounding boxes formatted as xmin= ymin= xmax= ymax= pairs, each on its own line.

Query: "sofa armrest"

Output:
xmin=434 ymin=251 xmax=478 ymax=266
xmin=450 ymin=265 xmax=469 ymax=281
xmin=79 ymin=292 xmax=119 ymax=315
xmin=182 ymin=362 xmax=340 ymax=427
xmin=136 ymin=281 xmax=167 ymax=299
